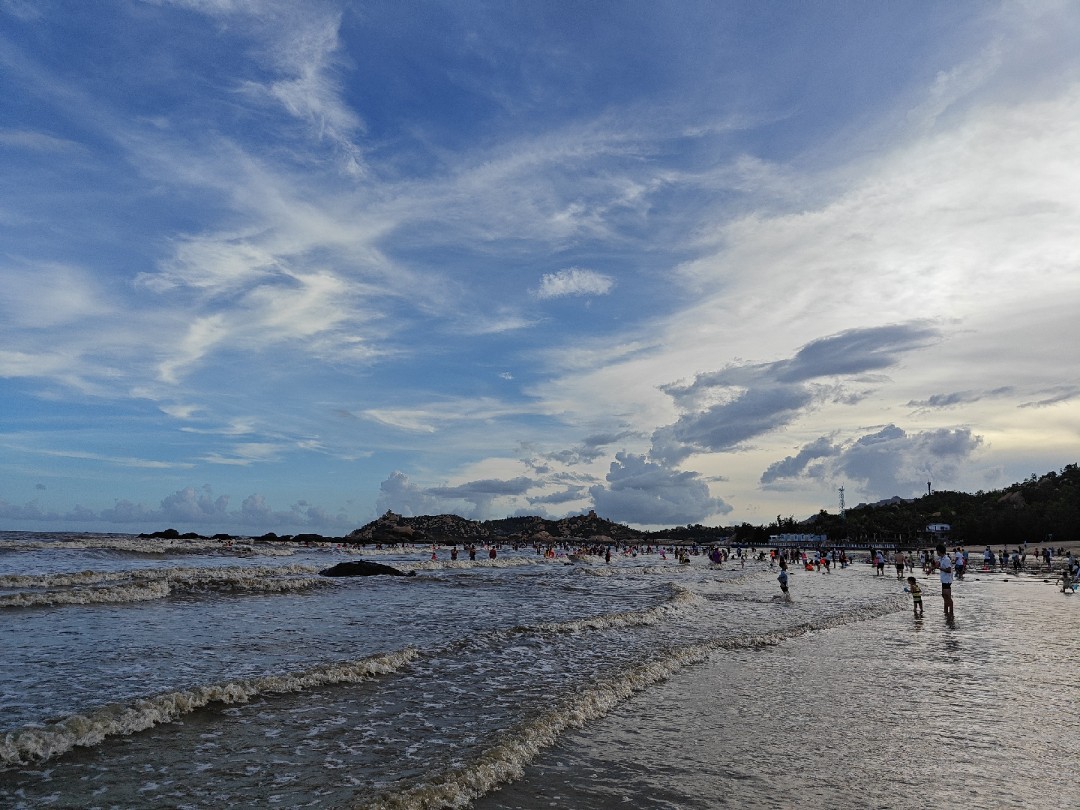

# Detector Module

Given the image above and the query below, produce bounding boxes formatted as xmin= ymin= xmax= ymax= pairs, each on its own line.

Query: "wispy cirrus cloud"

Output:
xmin=907 ymin=387 xmax=1015 ymax=411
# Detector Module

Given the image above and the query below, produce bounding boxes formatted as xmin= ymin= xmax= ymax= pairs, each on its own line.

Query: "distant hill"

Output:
xmin=345 ymin=463 xmax=1079 ymax=548
xmin=801 ymin=463 xmax=1080 ymax=546
xmin=347 ymin=510 xmax=647 ymax=544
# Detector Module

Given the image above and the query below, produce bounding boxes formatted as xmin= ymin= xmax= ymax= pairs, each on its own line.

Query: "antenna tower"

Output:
xmin=838 ymin=485 xmax=846 ymax=520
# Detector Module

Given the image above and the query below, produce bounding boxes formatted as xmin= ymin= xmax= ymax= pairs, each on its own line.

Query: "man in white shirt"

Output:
xmin=936 ymin=543 xmax=954 ymax=619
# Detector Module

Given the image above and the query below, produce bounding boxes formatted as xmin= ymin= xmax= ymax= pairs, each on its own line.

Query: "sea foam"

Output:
xmin=0 ymin=648 xmax=420 ymax=766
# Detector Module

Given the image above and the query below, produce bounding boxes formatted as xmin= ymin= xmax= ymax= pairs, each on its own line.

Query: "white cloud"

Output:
xmin=0 ymin=261 xmax=112 ymax=328
xmin=202 ymin=442 xmax=286 ymax=465
xmin=157 ymin=314 xmax=231 ymax=385
xmin=759 ymin=425 xmax=984 ymax=501
xmin=531 ymin=267 xmax=615 ymax=300
xmin=167 ymin=0 xmax=365 ymax=175
xmin=0 ymin=127 xmax=83 ymax=152
xmin=589 ymin=452 xmax=730 ymax=526
xmin=374 ymin=471 xmax=458 ymax=518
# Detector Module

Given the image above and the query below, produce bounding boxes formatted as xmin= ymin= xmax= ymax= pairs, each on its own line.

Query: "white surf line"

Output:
xmin=353 ymin=595 xmax=907 ymax=810
xmin=0 ymin=564 xmax=325 ymax=609
xmin=0 ymin=648 xmax=420 ymax=767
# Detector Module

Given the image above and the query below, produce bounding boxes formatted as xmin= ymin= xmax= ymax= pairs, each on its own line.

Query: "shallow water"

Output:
xmin=478 ymin=576 xmax=1080 ymax=810
xmin=1 ymin=532 xmax=1075 ymax=809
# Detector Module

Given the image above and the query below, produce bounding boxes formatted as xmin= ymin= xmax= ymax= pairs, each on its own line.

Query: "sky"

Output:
xmin=2 ymin=0 xmax=1080 ymax=535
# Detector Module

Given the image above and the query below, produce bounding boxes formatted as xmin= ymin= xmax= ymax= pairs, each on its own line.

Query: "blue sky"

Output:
xmin=3 ymin=0 xmax=1079 ymax=534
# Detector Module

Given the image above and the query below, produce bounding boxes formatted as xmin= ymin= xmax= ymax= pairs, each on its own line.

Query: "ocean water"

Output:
xmin=1 ymin=532 xmax=1076 ymax=809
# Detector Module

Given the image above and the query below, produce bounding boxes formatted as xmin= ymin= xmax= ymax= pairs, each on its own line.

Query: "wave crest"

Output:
xmin=354 ymin=595 xmax=906 ymax=809
xmin=0 ymin=564 xmax=324 ymax=608
xmin=0 ymin=648 xmax=420 ymax=767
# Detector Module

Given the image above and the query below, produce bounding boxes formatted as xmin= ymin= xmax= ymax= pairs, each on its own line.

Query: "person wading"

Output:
xmin=936 ymin=543 xmax=954 ymax=619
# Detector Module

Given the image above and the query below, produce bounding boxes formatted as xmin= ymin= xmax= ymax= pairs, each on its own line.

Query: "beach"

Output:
xmin=2 ymin=532 xmax=1077 ymax=809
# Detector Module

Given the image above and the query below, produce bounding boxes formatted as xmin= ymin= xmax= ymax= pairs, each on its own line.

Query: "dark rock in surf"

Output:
xmin=319 ymin=560 xmax=416 ymax=577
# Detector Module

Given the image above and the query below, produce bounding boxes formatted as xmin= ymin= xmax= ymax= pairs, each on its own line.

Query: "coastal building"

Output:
xmin=768 ymin=533 xmax=828 ymax=547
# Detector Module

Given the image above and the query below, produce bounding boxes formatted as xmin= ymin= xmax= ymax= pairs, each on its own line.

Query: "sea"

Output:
xmin=1 ymin=531 xmax=1077 ymax=809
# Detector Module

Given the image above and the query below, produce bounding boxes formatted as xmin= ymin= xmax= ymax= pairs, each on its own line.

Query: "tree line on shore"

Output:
xmin=779 ymin=463 xmax=1080 ymax=548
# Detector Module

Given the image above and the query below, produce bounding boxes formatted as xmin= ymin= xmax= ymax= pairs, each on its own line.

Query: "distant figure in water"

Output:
xmin=488 ymin=546 xmax=497 ymax=560
xmin=937 ymin=543 xmax=954 ymax=619
xmin=905 ymin=576 xmax=924 ymax=617
xmin=777 ymin=558 xmax=791 ymax=601
xmin=874 ymin=550 xmax=886 ymax=576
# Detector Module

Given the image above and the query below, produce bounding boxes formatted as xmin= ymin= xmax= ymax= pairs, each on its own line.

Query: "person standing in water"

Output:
xmin=777 ymin=557 xmax=791 ymax=600
xmin=905 ymin=576 xmax=924 ymax=617
xmin=936 ymin=543 xmax=954 ymax=619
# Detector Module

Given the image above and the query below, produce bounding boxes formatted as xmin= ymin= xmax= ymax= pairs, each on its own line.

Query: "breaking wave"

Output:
xmin=0 ymin=649 xmax=420 ymax=767
xmin=0 ymin=564 xmax=323 ymax=609
xmin=512 ymin=582 xmax=701 ymax=635
xmin=354 ymin=595 xmax=907 ymax=809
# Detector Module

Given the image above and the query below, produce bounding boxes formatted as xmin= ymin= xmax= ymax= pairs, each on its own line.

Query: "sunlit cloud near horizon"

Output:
xmin=2 ymin=1 xmax=1079 ymax=533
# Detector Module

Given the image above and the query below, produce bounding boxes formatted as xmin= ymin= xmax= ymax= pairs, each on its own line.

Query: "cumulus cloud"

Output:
xmin=589 ymin=452 xmax=730 ymax=526
xmin=760 ymin=424 xmax=984 ymax=500
xmin=531 ymin=267 xmax=614 ymax=300
xmin=652 ymin=323 xmax=943 ymax=464
xmin=0 ymin=485 xmax=352 ymax=532
xmin=374 ymin=471 xmax=448 ymax=517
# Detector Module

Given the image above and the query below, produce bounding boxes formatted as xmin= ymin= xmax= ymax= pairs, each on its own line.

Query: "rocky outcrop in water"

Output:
xmin=319 ymin=560 xmax=416 ymax=577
